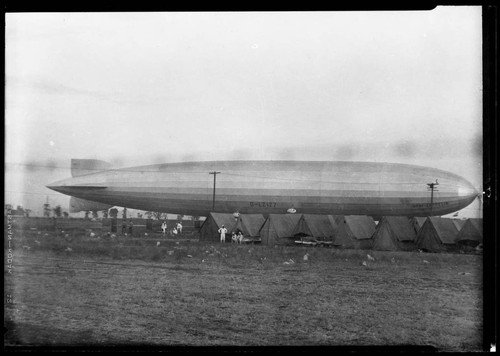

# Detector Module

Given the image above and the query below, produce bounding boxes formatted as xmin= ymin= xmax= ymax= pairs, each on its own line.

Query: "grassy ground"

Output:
xmin=4 ymin=229 xmax=483 ymax=350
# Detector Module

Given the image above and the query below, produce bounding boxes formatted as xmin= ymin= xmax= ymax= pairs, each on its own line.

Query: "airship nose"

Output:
xmin=457 ymin=178 xmax=478 ymax=199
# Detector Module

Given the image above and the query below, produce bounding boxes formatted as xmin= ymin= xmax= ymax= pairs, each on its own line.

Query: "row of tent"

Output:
xmin=411 ymin=216 xmax=482 ymax=253
xmin=198 ymin=213 xmax=483 ymax=253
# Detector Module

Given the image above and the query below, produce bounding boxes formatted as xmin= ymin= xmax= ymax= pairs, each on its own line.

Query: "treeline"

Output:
xmin=4 ymin=203 xmax=196 ymax=221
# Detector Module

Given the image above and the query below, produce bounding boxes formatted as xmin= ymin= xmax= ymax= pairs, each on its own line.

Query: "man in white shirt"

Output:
xmin=218 ymin=224 xmax=228 ymax=243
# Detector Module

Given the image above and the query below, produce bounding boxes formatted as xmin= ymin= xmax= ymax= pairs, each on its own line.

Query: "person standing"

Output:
xmin=218 ymin=224 xmax=228 ymax=243
xmin=128 ymin=219 xmax=134 ymax=236
xmin=121 ymin=219 xmax=128 ymax=235
xmin=176 ymin=221 xmax=183 ymax=234
xmin=161 ymin=221 xmax=167 ymax=236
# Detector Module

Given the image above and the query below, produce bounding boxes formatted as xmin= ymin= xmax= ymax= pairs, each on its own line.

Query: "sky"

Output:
xmin=4 ymin=8 xmax=484 ymax=218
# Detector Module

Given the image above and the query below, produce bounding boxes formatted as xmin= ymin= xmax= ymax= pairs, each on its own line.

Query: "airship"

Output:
xmin=47 ymin=159 xmax=479 ymax=219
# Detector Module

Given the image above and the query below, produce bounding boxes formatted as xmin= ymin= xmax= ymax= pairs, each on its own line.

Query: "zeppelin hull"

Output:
xmin=47 ymin=160 xmax=478 ymax=217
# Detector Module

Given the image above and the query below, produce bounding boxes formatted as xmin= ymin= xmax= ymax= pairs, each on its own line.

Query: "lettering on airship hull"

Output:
xmin=250 ymin=202 xmax=277 ymax=208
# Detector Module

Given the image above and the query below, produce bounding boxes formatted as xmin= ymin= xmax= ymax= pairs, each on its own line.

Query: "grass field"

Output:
xmin=4 ymin=229 xmax=483 ymax=351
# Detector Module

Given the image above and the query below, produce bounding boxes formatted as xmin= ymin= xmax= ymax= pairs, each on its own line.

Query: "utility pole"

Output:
xmin=209 ymin=171 xmax=221 ymax=211
xmin=426 ymin=179 xmax=439 ymax=216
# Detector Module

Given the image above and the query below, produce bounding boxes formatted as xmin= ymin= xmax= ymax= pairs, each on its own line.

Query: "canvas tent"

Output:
xmin=411 ymin=217 xmax=427 ymax=235
xmin=231 ymin=214 xmax=266 ymax=242
xmin=259 ymin=214 xmax=303 ymax=245
xmin=371 ymin=216 xmax=417 ymax=251
xmin=450 ymin=219 xmax=466 ymax=232
xmin=333 ymin=215 xmax=376 ymax=249
xmin=415 ymin=217 xmax=459 ymax=252
xmin=291 ymin=214 xmax=338 ymax=243
xmin=456 ymin=218 xmax=483 ymax=247
xmin=199 ymin=213 xmax=239 ymax=242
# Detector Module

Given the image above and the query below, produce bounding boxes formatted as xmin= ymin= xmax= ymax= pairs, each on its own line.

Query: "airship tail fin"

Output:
xmin=70 ymin=197 xmax=112 ymax=213
xmin=71 ymin=159 xmax=112 ymax=177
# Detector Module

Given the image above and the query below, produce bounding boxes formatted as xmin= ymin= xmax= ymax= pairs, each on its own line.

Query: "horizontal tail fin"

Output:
xmin=71 ymin=159 xmax=112 ymax=177
xmin=70 ymin=197 xmax=113 ymax=213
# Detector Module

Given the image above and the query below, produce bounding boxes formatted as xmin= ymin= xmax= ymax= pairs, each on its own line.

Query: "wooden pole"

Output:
xmin=427 ymin=180 xmax=439 ymax=216
xmin=209 ymin=171 xmax=221 ymax=210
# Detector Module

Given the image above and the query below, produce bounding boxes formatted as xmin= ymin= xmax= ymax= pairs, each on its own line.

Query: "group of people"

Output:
xmin=121 ymin=219 xmax=134 ymax=235
xmin=217 ymin=224 xmax=244 ymax=244
xmin=118 ymin=219 xmax=184 ymax=237
xmin=161 ymin=221 xmax=183 ymax=237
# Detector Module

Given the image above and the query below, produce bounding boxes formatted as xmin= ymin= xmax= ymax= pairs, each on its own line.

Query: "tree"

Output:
xmin=24 ymin=209 xmax=32 ymax=218
xmin=92 ymin=210 xmax=99 ymax=219
xmin=153 ymin=212 xmax=165 ymax=220
xmin=84 ymin=211 xmax=90 ymax=219
xmin=145 ymin=211 xmax=154 ymax=219
xmin=4 ymin=204 xmax=13 ymax=217
xmin=16 ymin=206 xmax=25 ymax=216
xmin=109 ymin=208 xmax=118 ymax=219
xmin=63 ymin=212 xmax=69 ymax=219
xmin=137 ymin=212 xmax=143 ymax=219
xmin=102 ymin=209 xmax=109 ymax=219
xmin=43 ymin=203 xmax=51 ymax=218
xmin=53 ymin=205 xmax=62 ymax=218
xmin=122 ymin=207 xmax=127 ymax=219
